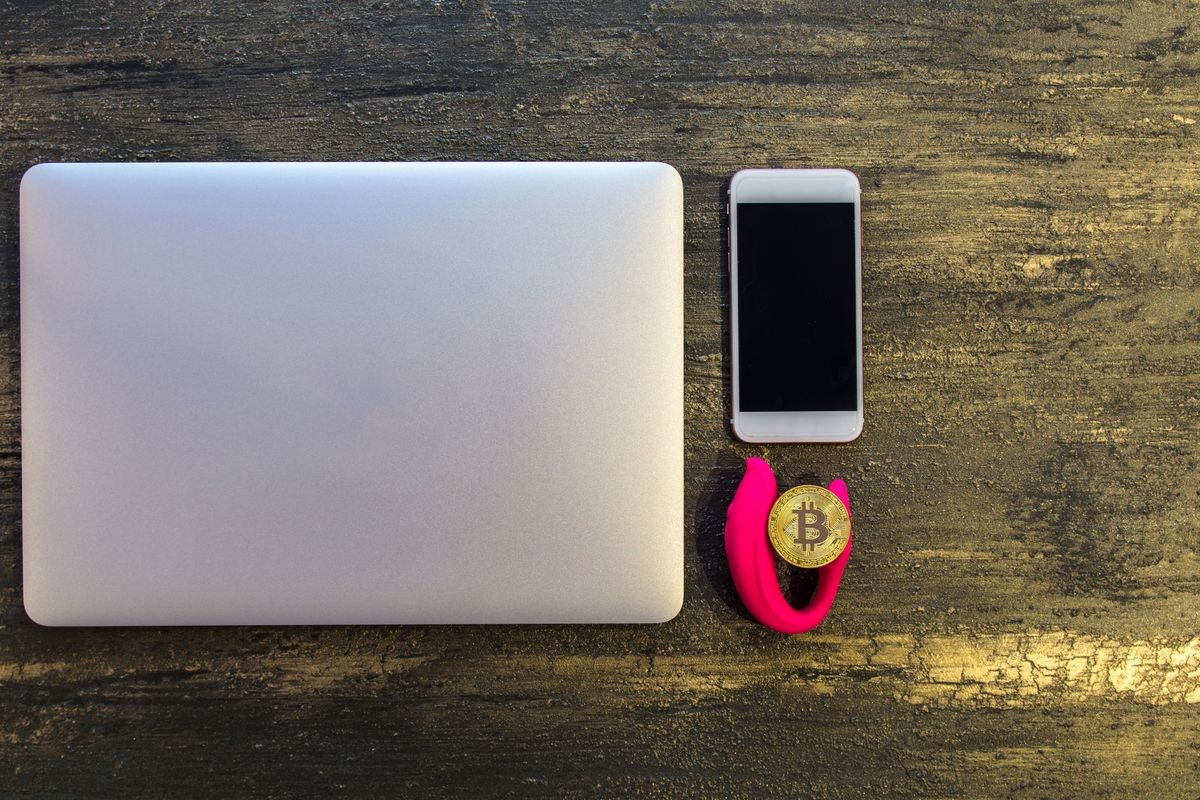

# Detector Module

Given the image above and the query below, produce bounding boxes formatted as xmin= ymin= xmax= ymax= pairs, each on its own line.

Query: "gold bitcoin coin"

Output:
xmin=767 ymin=485 xmax=851 ymax=569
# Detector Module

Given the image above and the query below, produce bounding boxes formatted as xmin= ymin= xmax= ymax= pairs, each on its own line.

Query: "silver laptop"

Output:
xmin=20 ymin=161 xmax=683 ymax=626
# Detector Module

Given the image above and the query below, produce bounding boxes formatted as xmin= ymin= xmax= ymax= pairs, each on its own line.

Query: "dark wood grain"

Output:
xmin=2 ymin=1 xmax=1199 ymax=797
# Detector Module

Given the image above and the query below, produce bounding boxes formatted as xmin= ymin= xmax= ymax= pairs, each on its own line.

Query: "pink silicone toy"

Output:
xmin=725 ymin=457 xmax=852 ymax=634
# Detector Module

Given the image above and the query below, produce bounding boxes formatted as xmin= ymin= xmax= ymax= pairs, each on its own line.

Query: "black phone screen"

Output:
xmin=736 ymin=202 xmax=858 ymax=412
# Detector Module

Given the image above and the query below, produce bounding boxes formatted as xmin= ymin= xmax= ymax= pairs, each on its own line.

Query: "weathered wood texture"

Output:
xmin=2 ymin=1 xmax=1199 ymax=797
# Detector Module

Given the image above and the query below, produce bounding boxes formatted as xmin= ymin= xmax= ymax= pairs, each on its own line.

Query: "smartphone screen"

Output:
xmin=736 ymin=202 xmax=857 ymax=412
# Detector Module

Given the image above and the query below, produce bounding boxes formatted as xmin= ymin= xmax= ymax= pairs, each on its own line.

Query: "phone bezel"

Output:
xmin=729 ymin=168 xmax=863 ymax=443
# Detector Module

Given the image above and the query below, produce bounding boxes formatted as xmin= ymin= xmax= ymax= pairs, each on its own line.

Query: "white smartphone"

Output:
xmin=729 ymin=168 xmax=863 ymax=443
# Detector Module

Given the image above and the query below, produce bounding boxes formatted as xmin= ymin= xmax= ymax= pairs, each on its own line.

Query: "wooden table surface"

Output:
xmin=2 ymin=2 xmax=1198 ymax=797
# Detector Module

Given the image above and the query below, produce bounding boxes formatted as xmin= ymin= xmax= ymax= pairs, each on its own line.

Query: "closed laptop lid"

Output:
xmin=20 ymin=161 xmax=683 ymax=625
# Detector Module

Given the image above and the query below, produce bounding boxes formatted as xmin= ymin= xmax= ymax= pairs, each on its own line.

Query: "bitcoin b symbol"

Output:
xmin=793 ymin=502 xmax=831 ymax=550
